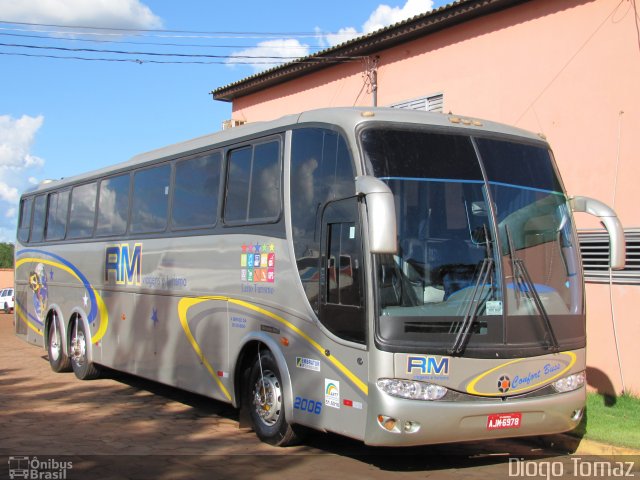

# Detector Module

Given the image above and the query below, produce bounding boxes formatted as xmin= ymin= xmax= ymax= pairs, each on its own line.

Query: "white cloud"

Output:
xmin=321 ymin=0 xmax=435 ymax=47
xmin=0 ymin=114 xmax=46 ymax=240
xmin=227 ymin=39 xmax=311 ymax=73
xmin=0 ymin=114 xmax=45 ymax=170
xmin=363 ymin=0 xmax=434 ymax=34
xmin=0 ymin=181 xmax=19 ymax=204
xmin=227 ymin=1 xmax=434 ymax=72
xmin=0 ymin=0 xmax=162 ymax=29
xmin=322 ymin=27 xmax=360 ymax=48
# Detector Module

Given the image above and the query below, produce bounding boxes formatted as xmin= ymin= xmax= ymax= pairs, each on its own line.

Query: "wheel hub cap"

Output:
xmin=253 ymin=371 xmax=282 ymax=426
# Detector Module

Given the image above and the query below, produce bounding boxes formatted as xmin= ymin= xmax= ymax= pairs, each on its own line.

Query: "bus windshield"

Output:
xmin=361 ymin=126 xmax=584 ymax=357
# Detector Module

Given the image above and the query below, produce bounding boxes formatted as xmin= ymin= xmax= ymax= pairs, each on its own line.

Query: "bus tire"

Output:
xmin=47 ymin=314 xmax=71 ymax=373
xmin=69 ymin=319 xmax=100 ymax=380
xmin=247 ymin=349 xmax=300 ymax=446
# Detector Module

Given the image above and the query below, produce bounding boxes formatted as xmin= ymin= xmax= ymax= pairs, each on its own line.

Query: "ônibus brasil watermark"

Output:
xmin=7 ymin=456 xmax=72 ymax=479
xmin=509 ymin=457 xmax=636 ymax=479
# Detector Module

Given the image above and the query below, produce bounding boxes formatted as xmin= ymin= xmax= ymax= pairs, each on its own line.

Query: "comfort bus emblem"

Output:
xmin=497 ymin=375 xmax=511 ymax=393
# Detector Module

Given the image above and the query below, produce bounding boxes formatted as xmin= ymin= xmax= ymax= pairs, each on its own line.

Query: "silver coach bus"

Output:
xmin=14 ymin=108 xmax=625 ymax=447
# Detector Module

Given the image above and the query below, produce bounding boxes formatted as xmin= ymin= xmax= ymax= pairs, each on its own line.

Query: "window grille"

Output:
xmin=578 ymin=229 xmax=640 ymax=284
xmin=391 ymin=93 xmax=444 ymax=113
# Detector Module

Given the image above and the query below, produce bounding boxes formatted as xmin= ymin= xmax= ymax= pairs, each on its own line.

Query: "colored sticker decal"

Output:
xmin=15 ymin=250 xmax=109 ymax=343
xmin=325 ymin=379 xmax=340 ymax=409
xmin=466 ymin=351 xmax=577 ymax=396
xmin=178 ymin=296 xmax=368 ymax=396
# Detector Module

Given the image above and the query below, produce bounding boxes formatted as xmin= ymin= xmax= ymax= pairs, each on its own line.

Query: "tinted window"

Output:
xmin=224 ymin=140 xmax=281 ymax=223
xmin=45 ymin=191 xmax=69 ymax=241
xmin=97 ymin=174 xmax=130 ymax=236
xmin=172 ymin=152 xmax=221 ymax=228
xmin=30 ymin=195 xmax=47 ymax=243
xmin=248 ymin=142 xmax=280 ymax=219
xmin=224 ymin=147 xmax=251 ymax=222
xmin=475 ymin=138 xmax=563 ymax=193
xmin=131 ymin=165 xmax=170 ymax=233
xmin=17 ymin=197 xmax=33 ymax=243
xmin=362 ymin=128 xmax=483 ymax=180
xmin=68 ymin=183 xmax=97 ymax=239
xmin=290 ymin=128 xmax=356 ymax=311
xmin=327 ymin=222 xmax=362 ymax=307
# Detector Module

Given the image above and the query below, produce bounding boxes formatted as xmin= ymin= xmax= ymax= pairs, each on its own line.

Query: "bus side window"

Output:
xmin=29 ymin=195 xmax=47 ymax=243
xmin=68 ymin=182 xmax=97 ymax=239
xmin=45 ymin=190 xmax=69 ymax=241
xmin=17 ymin=197 xmax=33 ymax=243
xmin=97 ymin=174 xmax=130 ymax=236
xmin=172 ymin=152 xmax=221 ymax=229
xmin=130 ymin=165 xmax=170 ymax=234
xmin=224 ymin=139 xmax=281 ymax=224
xmin=290 ymin=128 xmax=356 ymax=313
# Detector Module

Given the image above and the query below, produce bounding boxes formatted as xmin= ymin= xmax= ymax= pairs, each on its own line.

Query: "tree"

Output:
xmin=0 ymin=243 xmax=14 ymax=268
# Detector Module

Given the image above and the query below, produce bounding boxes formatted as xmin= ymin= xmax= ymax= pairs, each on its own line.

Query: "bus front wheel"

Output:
xmin=247 ymin=349 xmax=300 ymax=446
xmin=69 ymin=319 xmax=100 ymax=380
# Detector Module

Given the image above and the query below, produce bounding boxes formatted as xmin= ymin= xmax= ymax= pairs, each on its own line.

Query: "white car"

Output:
xmin=0 ymin=287 xmax=14 ymax=313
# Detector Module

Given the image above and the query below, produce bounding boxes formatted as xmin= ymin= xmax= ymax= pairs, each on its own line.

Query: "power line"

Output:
xmin=0 ymin=31 xmax=325 ymax=51
xmin=0 ymin=50 xmax=357 ymax=66
xmin=0 ymin=19 xmax=351 ymax=39
xmin=0 ymin=41 xmax=318 ymax=60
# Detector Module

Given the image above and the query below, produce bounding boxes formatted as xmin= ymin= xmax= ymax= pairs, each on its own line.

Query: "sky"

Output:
xmin=0 ymin=0 xmax=449 ymax=242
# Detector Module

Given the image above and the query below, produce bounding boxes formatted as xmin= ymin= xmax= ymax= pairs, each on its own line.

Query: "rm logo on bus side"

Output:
xmin=105 ymin=243 xmax=142 ymax=286
xmin=407 ymin=356 xmax=450 ymax=376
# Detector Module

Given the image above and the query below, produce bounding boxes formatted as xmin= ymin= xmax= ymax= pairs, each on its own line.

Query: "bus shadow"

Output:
xmin=101 ymin=366 xmax=240 ymax=420
xmin=96 ymin=368 xmax=571 ymax=473
xmin=303 ymin=431 xmax=567 ymax=472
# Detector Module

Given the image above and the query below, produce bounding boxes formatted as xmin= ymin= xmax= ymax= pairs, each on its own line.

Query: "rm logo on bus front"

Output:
xmin=105 ymin=243 xmax=142 ymax=286
xmin=406 ymin=356 xmax=450 ymax=377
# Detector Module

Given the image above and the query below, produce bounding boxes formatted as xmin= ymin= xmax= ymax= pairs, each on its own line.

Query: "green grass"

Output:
xmin=572 ymin=392 xmax=640 ymax=450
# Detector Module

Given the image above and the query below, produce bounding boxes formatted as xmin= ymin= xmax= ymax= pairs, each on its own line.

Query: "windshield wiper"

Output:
xmin=449 ymin=225 xmax=494 ymax=355
xmin=505 ymin=226 xmax=560 ymax=353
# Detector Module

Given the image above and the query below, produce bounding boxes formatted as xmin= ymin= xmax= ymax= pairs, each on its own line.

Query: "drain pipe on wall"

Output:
xmin=609 ymin=109 xmax=626 ymax=394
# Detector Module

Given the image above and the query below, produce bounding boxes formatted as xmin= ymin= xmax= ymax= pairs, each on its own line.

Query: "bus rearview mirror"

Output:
xmin=355 ymin=176 xmax=398 ymax=254
xmin=570 ymin=195 xmax=626 ymax=270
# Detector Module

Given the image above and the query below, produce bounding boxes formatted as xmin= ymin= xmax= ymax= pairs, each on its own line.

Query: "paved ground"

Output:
xmin=0 ymin=313 xmax=637 ymax=480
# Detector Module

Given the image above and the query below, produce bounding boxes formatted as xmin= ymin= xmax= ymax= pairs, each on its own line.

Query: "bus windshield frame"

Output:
xmin=360 ymin=124 xmax=585 ymax=358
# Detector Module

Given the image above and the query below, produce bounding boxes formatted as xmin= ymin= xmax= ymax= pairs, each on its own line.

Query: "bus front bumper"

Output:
xmin=363 ymin=385 xmax=585 ymax=447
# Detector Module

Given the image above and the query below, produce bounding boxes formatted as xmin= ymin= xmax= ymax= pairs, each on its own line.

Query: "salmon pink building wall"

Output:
xmin=228 ymin=0 xmax=640 ymax=394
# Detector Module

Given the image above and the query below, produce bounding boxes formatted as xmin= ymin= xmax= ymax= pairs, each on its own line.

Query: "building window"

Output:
xmin=578 ymin=229 xmax=640 ymax=284
xmin=391 ymin=93 xmax=444 ymax=113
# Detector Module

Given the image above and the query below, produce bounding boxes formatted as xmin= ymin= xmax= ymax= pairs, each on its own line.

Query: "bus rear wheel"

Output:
xmin=47 ymin=314 xmax=71 ymax=373
xmin=247 ymin=349 xmax=300 ymax=446
xmin=69 ymin=320 xmax=100 ymax=380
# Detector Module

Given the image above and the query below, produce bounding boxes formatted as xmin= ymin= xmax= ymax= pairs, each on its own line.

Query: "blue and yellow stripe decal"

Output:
xmin=15 ymin=249 xmax=109 ymax=344
xmin=178 ymin=296 xmax=369 ymax=399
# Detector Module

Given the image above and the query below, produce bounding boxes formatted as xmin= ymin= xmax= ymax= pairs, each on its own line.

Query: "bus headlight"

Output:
xmin=377 ymin=378 xmax=448 ymax=401
xmin=552 ymin=371 xmax=586 ymax=393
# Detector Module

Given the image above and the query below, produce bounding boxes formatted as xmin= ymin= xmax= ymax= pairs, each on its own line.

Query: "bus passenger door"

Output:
xmin=318 ymin=197 xmax=368 ymax=438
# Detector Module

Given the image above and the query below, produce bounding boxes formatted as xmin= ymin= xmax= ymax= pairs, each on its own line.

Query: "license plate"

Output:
xmin=487 ymin=412 xmax=522 ymax=430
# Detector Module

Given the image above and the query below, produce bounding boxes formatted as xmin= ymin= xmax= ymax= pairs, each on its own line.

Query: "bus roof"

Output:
xmin=24 ymin=107 xmax=546 ymax=195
